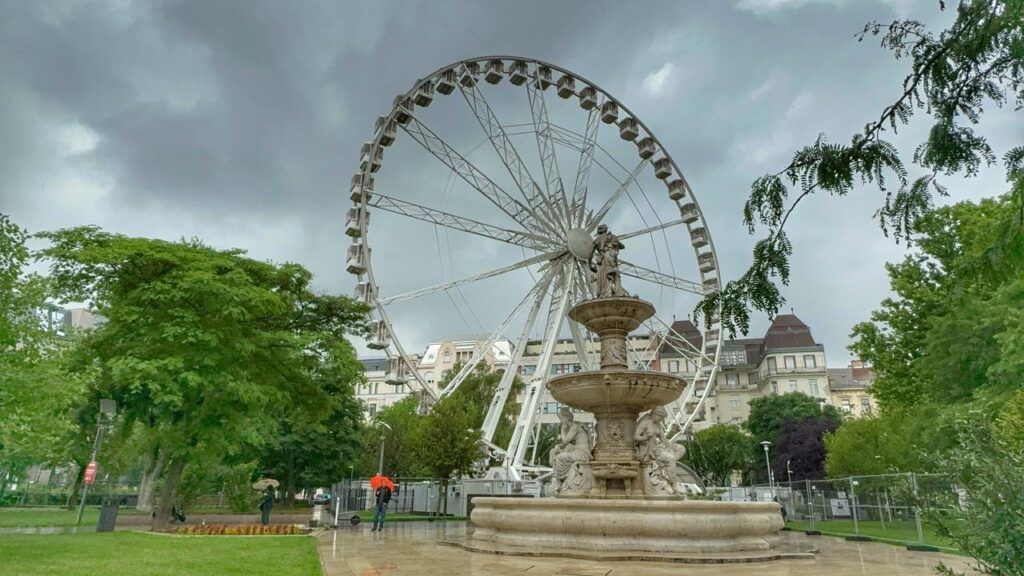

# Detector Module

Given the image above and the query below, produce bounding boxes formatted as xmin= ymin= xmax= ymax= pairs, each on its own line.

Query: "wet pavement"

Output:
xmin=316 ymin=521 xmax=977 ymax=576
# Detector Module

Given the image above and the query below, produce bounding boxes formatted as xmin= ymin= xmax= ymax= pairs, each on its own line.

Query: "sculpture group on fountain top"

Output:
xmin=547 ymin=226 xmax=690 ymax=498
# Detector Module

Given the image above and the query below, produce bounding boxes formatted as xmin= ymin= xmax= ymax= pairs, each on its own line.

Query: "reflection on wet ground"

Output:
xmin=317 ymin=521 xmax=977 ymax=576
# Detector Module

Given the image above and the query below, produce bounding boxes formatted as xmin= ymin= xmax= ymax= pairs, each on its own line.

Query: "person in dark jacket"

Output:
xmin=371 ymin=485 xmax=392 ymax=531
xmin=259 ymin=488 xmax=275 ymax=526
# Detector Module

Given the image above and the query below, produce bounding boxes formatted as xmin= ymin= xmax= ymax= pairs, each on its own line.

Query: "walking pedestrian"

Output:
xmin=259 ymin=487 xmax=275 ymax=526
xmin=371 ymin=483 xmax=392 ymax=531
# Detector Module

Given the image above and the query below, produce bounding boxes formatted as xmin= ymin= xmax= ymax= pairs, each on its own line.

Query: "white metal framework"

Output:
xmin=347 ymin=57 xmax=724 ymax=478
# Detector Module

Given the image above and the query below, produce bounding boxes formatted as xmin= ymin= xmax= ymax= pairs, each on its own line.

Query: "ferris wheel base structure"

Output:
xmin=346 ymin=56 xmax=725 ymax=482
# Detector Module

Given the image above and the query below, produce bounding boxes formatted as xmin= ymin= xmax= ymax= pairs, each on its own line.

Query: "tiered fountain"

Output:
xmin=456 ymin=227 xmax=794 ymax=562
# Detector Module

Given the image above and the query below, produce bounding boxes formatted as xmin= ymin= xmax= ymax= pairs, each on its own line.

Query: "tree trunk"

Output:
xmin=152 ymin=458 xmax=186 ymax=532
xmin=66 ymin=459 xmax=86 ymax=510
xmin=137 ymin=449 xmax=165 ymax=512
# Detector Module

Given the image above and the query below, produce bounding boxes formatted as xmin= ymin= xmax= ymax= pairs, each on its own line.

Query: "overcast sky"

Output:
xmin=1 ymin=0 xmax=1018 ymax=367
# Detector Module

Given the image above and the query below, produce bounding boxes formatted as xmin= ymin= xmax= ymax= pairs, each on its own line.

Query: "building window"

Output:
xmin=804 ymin=355 xmax=816 ymax=368
xmin=368 ymin=403 xmax=377 ymax=417
xmin=771 ymin=381 xmax=779 ymax=394
xmin=809 ymin=379 xmax=819 ymax=396
xmin=425 ymin=371 xmax=434 ymax=385
xmin=788 ymin=379 xmax=798 ymax=392
xmin=726 ymin=373 xmax=739 ymax=387
xmin=784 ymin=356 xmax=796 ymax=369
xmin=543 ymin=402 xmax=559 ymax=413
xmin=668 ymin=360 xmax=679 ymax=373
xmin=372 ymin=382 xmax=379 ymax=394
xmin=457 ymin=351 xmax=472 ymax=363
xmin=841 ymin=399 xmax=852 ymax=413
xmin=722 ymin=349 xmax=747 ymax=366
xmin=767 ymin=357 xmax=777 ymax=374
xmin=443 ymin=350 xmax=451 ymax=363
xmin=521 ymin=365 xmax=536 ymax=376
xmin=729 ymin=397 xmax=741 ymax=408
xmin=861 ymin=398 xmax=871 ymax=414
xmin=573 ymin=364 xmax=582 ymax=372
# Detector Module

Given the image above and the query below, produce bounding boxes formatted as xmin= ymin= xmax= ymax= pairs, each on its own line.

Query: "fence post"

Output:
xmin=850 ymin=477 xmax=860 ymax=536
xmin=805 ymin=479 xmax=819 ymax=534
xmin=912 ymin=473 xmax=925 ymax=544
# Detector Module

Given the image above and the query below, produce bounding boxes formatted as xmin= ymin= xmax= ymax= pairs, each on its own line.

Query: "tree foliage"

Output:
xmin=682 ymin=424 xmax=756 ymax=486
xmin=824 ymin=407 xmax=957 ymax=477
xmin=37 ymin=226 xmax=368 ymax=529
xmin=699 ymin=0 xmax=1024 ymax=336
xmin=745 ymin=392 xmax=842 ymax=444
xmin=354 ymin=396 xmax=425 ymax=478
xmin=772 ymin=416 xmax=840 ymax=481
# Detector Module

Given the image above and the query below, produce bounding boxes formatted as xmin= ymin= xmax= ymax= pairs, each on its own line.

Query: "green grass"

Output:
xmin=0 ymin=508 xmax=100 ymax=528
xmin=786 ymin=518 xmax=955 ymax=549
xmin=0 ymin=532 xmax=320 ymax=576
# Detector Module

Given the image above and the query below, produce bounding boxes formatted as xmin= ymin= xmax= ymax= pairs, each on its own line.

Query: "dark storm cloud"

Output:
xmin=0 ymin=0 xmax=1016 ymax=364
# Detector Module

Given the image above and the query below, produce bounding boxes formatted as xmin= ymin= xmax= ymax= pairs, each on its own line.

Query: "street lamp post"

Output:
xmin=786 ymin=459 xmax=793 ymax=485
xmin=76 ymin=399 xmax=116 ymax=526
xmin=376 ymin=422 xmax=392 ymax=475
xmin=760 ymin=440 xmax=773 ymax=499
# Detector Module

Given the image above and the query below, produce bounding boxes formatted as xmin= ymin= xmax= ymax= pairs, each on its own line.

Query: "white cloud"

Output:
xmin=642 ymin=62 xmax=676 ymax=97
xmin=735 ymin=0 xmax=847 ymax=13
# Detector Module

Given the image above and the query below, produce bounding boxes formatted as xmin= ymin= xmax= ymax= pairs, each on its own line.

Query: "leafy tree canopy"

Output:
xmin=682 ymin=424 xmax=756 ymax=486
xmin=745 ymin=392 xmax=842 ymax=444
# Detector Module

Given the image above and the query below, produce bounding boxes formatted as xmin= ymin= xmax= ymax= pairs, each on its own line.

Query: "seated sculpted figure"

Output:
xmin=634 ymin=406 xmax=688 ymax=495
xmin=549 ymin=407 xmax=593 ymax=494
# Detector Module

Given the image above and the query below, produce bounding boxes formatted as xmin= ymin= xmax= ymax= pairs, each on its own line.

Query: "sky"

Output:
xmin=1 ymin=0 xmax=1019 ymax=368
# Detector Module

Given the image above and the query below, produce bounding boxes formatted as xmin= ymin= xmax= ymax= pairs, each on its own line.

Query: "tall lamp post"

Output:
xmin=760 ymin=440 xmax=774 ymax=499
xmin=376 ymin=422 xmax=392 ymax=475
xmin=76 ymin=399 xmax=116 ymax=526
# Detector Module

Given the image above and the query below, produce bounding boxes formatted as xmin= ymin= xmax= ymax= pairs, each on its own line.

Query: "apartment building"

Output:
xmin=827 ymin=360 xmax=876 ymax=417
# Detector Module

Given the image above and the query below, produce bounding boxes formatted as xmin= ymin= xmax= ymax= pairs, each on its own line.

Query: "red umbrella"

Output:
xmin=370 ymin=474 xmax=395 ymax=491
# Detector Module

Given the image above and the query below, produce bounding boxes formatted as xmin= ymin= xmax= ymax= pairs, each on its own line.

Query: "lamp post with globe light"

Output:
xmin=760 ymin=440 xmax=774 ymax=499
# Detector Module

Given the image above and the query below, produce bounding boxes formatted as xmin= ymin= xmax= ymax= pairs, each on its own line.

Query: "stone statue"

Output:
xmin=589 ymin=224 xmax=627 ymax=298
xmin=634 ymin=406 xmax=688 ymax=496
xmin=549 ymin=407 xmax=594 ymax=495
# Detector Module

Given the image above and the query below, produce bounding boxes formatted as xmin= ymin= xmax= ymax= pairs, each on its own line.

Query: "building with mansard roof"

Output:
xmin=827 ymin=360 xmax=876 ymax=417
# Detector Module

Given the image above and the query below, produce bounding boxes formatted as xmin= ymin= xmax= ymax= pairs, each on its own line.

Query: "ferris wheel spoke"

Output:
xmin=368 ymin=193 xmax=552 ymax=251
xmin=618 ymin=260 xmax=705 ymax=295
xmin=567 ymin=261 xmax=598 ymax=371
xmin=378 ymin=251 xmax=561 ymax=306
xmin=505 ymin=263 xmax=573 ymax=476
xmin=456 ymin=66 xmax=566 ymax=237
xmin=569 ymin=102 xmax=602 ymax=228
xmin=525 ymin=71 xmax=571 ymax=226
xmin=399 ymin=111 xmax=543 ymax=235
xmin=439 ymin=265 xmax=558 ymax=400
xmin=585 ymin=158 xmax=650 ymax=232
xmin=618 ymin=218 xmax=686 ymax=241
xmin=373 ymin=303 xmax=436 ymax=400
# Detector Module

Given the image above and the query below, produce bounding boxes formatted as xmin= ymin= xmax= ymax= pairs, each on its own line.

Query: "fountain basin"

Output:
xmin=547 ymin=370 xmax=685 ymax=414
xmin=468 ymin=497 xmax=784 ymax=554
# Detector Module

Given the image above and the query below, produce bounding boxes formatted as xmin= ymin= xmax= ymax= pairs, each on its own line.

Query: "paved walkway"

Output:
xmin=316 ymin=521 xmax=977 ymax=576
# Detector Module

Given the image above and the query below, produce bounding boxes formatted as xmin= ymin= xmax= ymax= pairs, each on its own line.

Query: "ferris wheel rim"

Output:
xmin=347 ymin=55 xmax=725 ymax=441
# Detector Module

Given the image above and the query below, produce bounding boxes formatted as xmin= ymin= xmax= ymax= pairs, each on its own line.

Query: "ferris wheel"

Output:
xmin=346 ymin=56 xmax=723 ymax=479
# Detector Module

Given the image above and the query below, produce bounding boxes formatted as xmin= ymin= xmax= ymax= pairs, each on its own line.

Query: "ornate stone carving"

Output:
xmin=549 ymin=408 xmax=594 ymax=495
xmin=588 ymin=224 xmax=628 ymax=298
xmin=634 ymin=406 xmax=690 ymax=496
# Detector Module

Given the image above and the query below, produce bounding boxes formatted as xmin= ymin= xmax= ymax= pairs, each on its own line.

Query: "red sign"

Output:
xmin=84 ymin=461 xmax=98 ymax=486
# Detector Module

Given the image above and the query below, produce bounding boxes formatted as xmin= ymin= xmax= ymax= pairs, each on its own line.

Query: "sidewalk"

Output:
xmin=316 ymin=521 xmax=977 ymax=576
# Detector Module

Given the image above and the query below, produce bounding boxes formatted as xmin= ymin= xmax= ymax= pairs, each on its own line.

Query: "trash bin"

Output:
xmin=97 ymin=498 xmax=120 ymax=532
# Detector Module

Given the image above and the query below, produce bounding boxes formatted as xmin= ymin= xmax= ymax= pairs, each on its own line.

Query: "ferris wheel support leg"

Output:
xmin=503 ymin=265 xmax=573 ymax=477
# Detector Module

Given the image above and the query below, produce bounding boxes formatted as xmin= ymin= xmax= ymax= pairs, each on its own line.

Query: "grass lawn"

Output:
xmin=0 ymin=508 xmax=100 ymax=528
xmin=785 ymin=518 xmax=955 ymax=549
xmin=0 ymin=532 xmax=320 ymax=576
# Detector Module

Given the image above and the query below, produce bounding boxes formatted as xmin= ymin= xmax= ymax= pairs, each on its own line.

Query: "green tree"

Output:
xmin=38 ymin=227 xmax=368 ymax=530
xmin=415 ymin=394 xmax=482 ymax=515
xmin=699 ymin=0 xmax=1024 ymax=335
xmin=682 ymin=424 xmax=756 ymax=486
xmin=354 ymin=396 xmax=425 ymax=478
xmin=850 ymin=193 xmax=1024 ymax=410
xmin=436 ymin=362 xmax=523 ymax=450
xmin=745 ymin=392 xmax=842 ymax=444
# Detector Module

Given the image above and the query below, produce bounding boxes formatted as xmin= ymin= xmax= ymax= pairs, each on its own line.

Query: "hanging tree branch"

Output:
xmin=699 ymin=0 xmax=1024 ymax=337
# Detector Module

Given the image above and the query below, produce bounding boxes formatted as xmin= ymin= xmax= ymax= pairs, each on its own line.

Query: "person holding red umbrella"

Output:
xmin=370 ymin=474 xmax=395 ymax=531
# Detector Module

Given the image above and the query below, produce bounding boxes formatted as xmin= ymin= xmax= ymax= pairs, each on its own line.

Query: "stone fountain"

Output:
xmin=455 ymin=226 xmax=793 ymax=562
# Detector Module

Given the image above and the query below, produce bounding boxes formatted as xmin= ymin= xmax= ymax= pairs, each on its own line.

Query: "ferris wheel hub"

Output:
xmin=566 ymin=228 xmax=593 ymax=260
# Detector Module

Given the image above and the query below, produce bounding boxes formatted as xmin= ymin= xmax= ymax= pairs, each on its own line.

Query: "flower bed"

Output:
xmin=175 ymin=524 xmax=303 ymax=535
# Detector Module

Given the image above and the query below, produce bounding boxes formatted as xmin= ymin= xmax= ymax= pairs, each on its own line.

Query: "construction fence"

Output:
xmin=723 ymin=473 xmax=958 ymax=549
xmin=329 ymin=477 xmax=543 ymax=520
